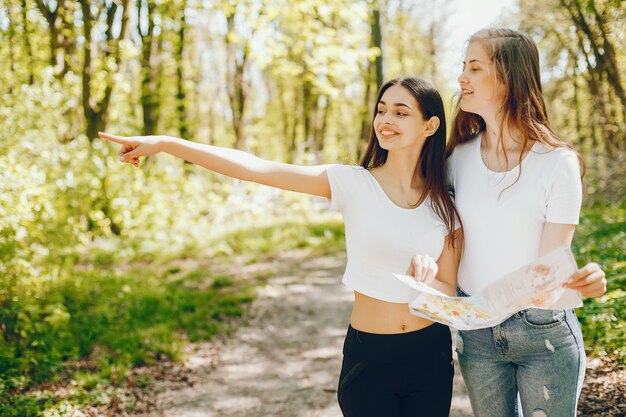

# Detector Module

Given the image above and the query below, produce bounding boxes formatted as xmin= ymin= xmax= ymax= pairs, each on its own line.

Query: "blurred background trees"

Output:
xmin=520 ymin=0 xmax=625 ymax=166
xmin=0 ymin=0 xmax=624 ymax=414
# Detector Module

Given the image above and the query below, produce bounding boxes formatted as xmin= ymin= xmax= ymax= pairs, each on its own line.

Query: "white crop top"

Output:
xmin=326 ymin=164 xmax=450 ymax=303
xmin=447 ymin=135 xmax=582 ymax=295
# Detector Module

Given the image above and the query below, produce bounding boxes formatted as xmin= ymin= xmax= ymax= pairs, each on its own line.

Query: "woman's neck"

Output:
xmin=378 ymin=150 xmax=424 ymax=192
xmin=482 ymin=115 xmax=524 ymax=153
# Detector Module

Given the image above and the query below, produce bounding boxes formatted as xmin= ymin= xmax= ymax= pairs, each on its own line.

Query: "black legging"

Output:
xmin=337 ymin=323 xmax=453 ymax=417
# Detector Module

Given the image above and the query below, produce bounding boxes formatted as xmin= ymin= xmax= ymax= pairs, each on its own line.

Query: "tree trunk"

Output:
xmin=572 ymin=63 xmax=584 ymax=148
xmin=276 ymin=78 xmax=292 ymax=162
xmin=21 ymin=0 xmax=34 ymax=85
xmin=588 ymin=0 xmax=626 ymax=120
xmin=356 ymin=1 xmax=383 ymax=160
xmin=302 ymin=75 xmax=315 ymax=152
xmin=225 ymin=9 xmax=249 ymax=150
xmin=139 ymin=0 xmax=160 ymax=136
xmin=5 ymin=1 xmax=16 ymax=95
xmin=80 ymin=0 xmax=131 ymax=141
xmin=562 ymin=0 xmax=626 ymax=149
xmin=314 ymin=96 xmax=330 ymax=155
xmin=176 ymin=5 xmax=188 ymax=139
xmin=34 ymin=0 xmax=75 ymax=77
xmin=289 ymin=85 xmax=301 ymax=162
xmin=356 ymin=62 xmax=373 ymax=161
xmin=372 ymin=5 xmax=383 ymax=90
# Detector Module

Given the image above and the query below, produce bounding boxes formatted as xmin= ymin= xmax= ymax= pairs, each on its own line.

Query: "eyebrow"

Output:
xmin=463 ymin=59 xmax=483 ymax=65
xmin=379 ymin=100 xmax=413 ymax=110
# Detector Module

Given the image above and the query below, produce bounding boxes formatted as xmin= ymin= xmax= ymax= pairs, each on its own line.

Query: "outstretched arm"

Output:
xmin=98 ymin=132 xmax=331 ymax=198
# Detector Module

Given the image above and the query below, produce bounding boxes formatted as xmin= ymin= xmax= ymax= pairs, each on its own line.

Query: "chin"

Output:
xmin=377 ymin=139 xmax=393 ymax=151
xmin=459 ymin=101 xmax=478 ymax=116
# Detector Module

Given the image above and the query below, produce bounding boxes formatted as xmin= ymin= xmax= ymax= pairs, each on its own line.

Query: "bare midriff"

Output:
xmin=350 ymin=291 xmax=434 ymax=334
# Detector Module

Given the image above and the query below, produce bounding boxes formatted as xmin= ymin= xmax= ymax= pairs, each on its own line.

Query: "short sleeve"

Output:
xmin=545 ymin=151 xmax=583 ymax=224
xmin=326 ymin=164 xmax=359 ymax=212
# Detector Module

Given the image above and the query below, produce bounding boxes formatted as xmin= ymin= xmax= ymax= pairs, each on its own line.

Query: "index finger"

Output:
xmin=98 ymin=131 xmax=131 ymax=145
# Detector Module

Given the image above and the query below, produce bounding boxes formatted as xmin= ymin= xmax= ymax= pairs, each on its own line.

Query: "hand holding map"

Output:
xmin=395 ymin=246 xmax=582 ymax=330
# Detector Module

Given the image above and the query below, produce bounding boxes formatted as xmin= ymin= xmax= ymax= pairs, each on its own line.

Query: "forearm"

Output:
xmin=429 ymin=278 xmax=456 ymax=296
xmin=157 ymin=136 xmax=330 ymax=197
xmin=159 ymin=136 xmax=268 ymax=182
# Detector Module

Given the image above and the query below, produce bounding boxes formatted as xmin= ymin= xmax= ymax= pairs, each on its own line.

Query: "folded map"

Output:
xmin=395 ymin=246 xmax=582 ymax=330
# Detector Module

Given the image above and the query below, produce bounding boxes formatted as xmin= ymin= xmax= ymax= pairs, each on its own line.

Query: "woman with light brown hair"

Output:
xmin=446 ymin=28 xmax=607 ymax=416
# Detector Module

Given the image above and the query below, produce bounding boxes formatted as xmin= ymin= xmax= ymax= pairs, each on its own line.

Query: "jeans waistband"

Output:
xmin=456 ymin=286 xmax=527 ymax=319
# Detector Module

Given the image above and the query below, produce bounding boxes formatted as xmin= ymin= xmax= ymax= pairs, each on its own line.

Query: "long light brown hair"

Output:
xmin=447 ymin=28 xmax=585 ymax=180
xmin=361 ymin=77 xmax=460 ymax=240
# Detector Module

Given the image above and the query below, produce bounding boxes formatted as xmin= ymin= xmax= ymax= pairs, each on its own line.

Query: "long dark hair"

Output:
xmin=447 ymin=28 xmax=585 ymax=180
xmin=360 ymin=76 xmax=460 ymax=240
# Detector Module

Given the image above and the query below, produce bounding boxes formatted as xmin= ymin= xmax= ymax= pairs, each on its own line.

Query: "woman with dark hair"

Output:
xmin=446 ymin=28 xmax=607 ymax=417
xmin=100 ymin=76 xmax=460 ymax=416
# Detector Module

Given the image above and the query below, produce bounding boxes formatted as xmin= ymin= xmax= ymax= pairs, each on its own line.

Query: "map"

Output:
xmin=395 ymin=246 xmax=583 ymax=330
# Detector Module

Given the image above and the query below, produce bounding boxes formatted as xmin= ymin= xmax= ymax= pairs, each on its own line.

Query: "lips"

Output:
xmin=461 ymin=88 xmax=473 ymax=96
xmin=379 ymin=129 xmax=399 ymax=139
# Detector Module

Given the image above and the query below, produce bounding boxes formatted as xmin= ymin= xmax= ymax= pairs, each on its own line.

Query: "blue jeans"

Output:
xmin=456 ymin=287 xmax=586 ymax=417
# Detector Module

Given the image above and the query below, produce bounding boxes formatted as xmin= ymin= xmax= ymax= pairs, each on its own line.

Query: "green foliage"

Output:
xmin=573 ymin=202 xmax=626 ymax=362
xmin=0 ymin=1 xmax=624 ymax=415
xmin=0 ymin=263 xmax=253 ymax=415
xmin=217 ymin=218 xmax=345 ymax=258
xmin=0 ymin=215 xmax=344 ymax=416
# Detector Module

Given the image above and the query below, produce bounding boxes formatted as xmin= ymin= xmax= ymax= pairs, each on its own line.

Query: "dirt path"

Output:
xmin=132 ymin=250 xmax=472 ymax=417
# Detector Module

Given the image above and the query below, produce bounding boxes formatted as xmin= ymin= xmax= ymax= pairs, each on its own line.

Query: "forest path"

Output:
xmin=132 ymin=249 xmax=472 ymax=417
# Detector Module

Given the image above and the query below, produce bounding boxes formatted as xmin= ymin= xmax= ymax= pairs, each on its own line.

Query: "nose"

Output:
xmin=458 ymin=70 xmax=468 ymax=85
xmin=380 ymin=111 xmax=394 ymax=124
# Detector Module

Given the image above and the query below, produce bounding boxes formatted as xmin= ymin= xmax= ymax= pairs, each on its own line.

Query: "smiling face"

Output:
xmin=458 ymin=41 xmax=506 ymax=119
xmin=373 ymin=85 xmax=430 ymax=153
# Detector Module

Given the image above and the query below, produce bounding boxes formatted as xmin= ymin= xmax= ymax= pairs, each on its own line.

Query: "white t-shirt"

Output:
xmin=447 ymin=135 xmax=582 ymax=295
xmin=326 ymin=164 xmax=450 ymax=303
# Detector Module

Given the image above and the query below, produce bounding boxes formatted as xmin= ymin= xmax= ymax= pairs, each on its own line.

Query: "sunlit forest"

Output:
xmin=0 ymin=0 xmax=624 ymax=415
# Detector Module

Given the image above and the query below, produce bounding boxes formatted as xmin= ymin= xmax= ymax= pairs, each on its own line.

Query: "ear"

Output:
xmin=424 ymin=116 xmax=440 ymax=138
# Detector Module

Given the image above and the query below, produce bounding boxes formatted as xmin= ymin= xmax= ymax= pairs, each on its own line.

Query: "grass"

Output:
xmin=1 ymin=202 xmax=623 ymax=416
xmin=572 ymin=201 xmax=626 ymax=363
xmin=0 ymin=266 xmax=254 ymax=416
xmin=0 ymin=218 xmax=346 ymax=417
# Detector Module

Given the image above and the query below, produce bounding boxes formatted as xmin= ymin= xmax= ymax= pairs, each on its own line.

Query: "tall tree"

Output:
xmin=520 ymin=0 xmax=625 ymax=155
xmin=5 ymin=0 xmax=17 ymax=94
xmin=222 ymin=1 xmax=252 ymax=150
xmin=21 ymin=0 xmax=35 ymax=85
xmin=137 ymin=0 xmax=163 ymax=135
xmin=78 ymin=0 xmax=132 ymax=141
xmin=357 ymin=0 xmax=383 ymax=160
xmin=561 ymin=0 xmax=626 ymax=142
xmin=175 ymin=1 xmax=189 ymax=139
xmin=34 ymin=0 xmax=77 ymax=77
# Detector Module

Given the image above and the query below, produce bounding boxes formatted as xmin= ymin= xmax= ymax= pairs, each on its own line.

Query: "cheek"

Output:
xmin=404 ymin=121 xmax=423 ymax=138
